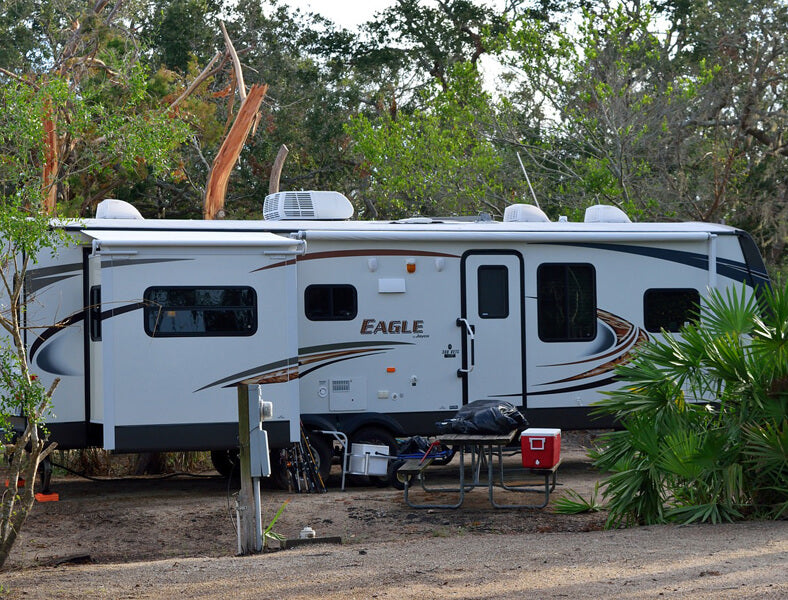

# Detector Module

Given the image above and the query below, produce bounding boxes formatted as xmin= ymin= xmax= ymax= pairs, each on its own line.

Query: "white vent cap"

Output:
xmin=263 ymin=190 xmax=354 ymax=221
xmin=503 ymin=204 xmax=550 ymax=223
xmin=584 ymin=205 xmax=632 ymax=223
xmin=95 ymin=199 xmax=144 ymax=220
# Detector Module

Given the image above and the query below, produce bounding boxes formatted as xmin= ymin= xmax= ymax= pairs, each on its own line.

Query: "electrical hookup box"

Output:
xmin=521 ymin=428 xmax=561 ymax=469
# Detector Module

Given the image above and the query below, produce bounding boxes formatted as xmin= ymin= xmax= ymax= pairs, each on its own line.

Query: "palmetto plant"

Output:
xmin=592 ymin=282 xmax=788 ymax=528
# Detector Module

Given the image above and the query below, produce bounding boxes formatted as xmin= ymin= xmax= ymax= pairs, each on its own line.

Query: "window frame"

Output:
xmin=143 ymin=285 xmax=258 ymax=338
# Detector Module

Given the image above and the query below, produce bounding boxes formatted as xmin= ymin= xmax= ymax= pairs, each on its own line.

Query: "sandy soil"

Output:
xmin=2 ymin=433 xmax=786 ymax=599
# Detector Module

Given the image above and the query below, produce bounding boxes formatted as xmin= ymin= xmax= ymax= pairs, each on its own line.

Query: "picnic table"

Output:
xmin=398 ymin=430 xmax=560 ymax=509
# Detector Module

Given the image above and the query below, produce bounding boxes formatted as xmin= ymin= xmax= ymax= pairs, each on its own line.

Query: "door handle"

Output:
xmin=456 ymin=318 xmax=475 ymax=376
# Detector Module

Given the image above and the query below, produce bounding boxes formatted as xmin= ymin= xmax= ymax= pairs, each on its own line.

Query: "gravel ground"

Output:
xmin=3 ymin=522 xmax=786 ymax=599
xmin=2 ymin=432 xmax=786 ymax=598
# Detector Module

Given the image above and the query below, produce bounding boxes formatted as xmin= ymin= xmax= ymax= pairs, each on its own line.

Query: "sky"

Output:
xmin=285 ymin=0 xmax=398 ymax=29
xmin=284 ymin=1 xmax=508 ymax=31
xmin=282 ymin=0 xmax=509 ymax=88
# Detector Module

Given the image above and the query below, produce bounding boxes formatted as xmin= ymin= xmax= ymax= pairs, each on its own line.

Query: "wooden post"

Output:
xmin=236 ymin=384 xmax=259 ymax=554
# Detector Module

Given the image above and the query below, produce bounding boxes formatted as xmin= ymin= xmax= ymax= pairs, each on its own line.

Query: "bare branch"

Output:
xmin=220 ymin=21 xmax=247 ymax=101
xmin=269 ymin=145 xmax=289 ymax=195
xmin=170 ymin=51 xmax=223 ymax=109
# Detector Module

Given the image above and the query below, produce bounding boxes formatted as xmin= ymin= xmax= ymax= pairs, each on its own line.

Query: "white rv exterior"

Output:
xmin=19 ymin=194 xmax=770 ymax=474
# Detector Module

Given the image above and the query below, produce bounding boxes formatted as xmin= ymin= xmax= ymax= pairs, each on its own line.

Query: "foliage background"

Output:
xmin=1 ymin=0 xmax=784 ymax=275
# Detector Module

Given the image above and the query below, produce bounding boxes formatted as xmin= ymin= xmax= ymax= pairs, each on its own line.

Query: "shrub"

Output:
xmin=592 ymin=282 xmax=788 ymax=527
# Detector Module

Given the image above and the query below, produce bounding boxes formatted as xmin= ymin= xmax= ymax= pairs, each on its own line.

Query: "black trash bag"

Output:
xmin=396 ymin=435 xmax=432 ymax=456
xmin=435 ymin=399 xmax=528 ymax=435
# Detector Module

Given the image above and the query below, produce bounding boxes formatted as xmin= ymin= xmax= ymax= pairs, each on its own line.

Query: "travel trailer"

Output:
xmin=19 ymin=192 xmax=770 ymax=479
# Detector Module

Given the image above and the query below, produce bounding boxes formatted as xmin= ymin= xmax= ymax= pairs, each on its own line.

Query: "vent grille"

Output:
xmin=332 ymin=379 xmax=351 ymax=393
xmin=263 ymin=190 xmax=353 ymax=220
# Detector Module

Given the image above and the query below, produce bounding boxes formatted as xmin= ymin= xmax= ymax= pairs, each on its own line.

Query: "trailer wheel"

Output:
xmin=349 ymin=427 xmax=397 ymax=487
xmin=210 ymin=449 xmax=240 ymax=478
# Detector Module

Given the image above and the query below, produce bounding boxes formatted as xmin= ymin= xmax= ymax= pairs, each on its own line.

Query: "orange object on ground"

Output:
xmin=35 ymin=492 xmax=59 ymax=502
xmin=4 ymin=478 xmax=25 ymax=487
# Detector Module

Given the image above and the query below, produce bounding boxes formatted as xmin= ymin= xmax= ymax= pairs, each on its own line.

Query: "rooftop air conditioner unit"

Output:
xmin=503 ymin=204 xmax=550 ymax=223
xmin=584 ymin=205 xmax=632 ymax=223
xmin=95 ymin=199 xmax=144 ymax=220
xmin=263 ymin=191 xmax=354 ymax=221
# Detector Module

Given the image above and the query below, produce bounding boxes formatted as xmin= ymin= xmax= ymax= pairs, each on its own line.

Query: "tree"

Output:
xmin=501 ymin=0 xmax=787 ymax=273
xmin=0 ymin=63 xmax=190 ymax=574
xmin=0 ymin=78 xmax=72 ymax=569
xmin=592 ymin=283 xmax=788 ymax=527
xmin=0 ymin=0 xmax=194 ymax=218
xmin=346 ymin=62 xmax=510 ymax=218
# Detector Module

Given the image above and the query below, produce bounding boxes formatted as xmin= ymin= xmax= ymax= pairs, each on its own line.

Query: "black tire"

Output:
xmin=349 ymin=426 xmax=397 ymax=487
xmin=389 ymin=459 xmax=413 ymax=491
xmin=210 ymin=448 xmax=240 ymax=478
xmin=305 ymin=432 xmax=333 ymax=484
xmin=431 ymin=447 xmax=456 ymax=466
xmin=266 ymin=449 xmax=293 ymax=490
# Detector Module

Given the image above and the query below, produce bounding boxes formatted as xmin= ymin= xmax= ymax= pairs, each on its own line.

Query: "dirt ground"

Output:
xmin=2 ymin=432 xmax=786 ymax=599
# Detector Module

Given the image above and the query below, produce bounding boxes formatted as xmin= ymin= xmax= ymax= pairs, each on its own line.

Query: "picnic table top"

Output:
xmin=437 ymin=431 xmax=518 ymax=445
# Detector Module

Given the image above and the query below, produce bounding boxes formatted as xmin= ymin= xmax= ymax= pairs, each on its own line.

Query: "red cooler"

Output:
xmin=521 ymin=428 xmax=561 ymax=468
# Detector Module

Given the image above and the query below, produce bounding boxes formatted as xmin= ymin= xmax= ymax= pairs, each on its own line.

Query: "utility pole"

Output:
xmin=236 ymin=384 xmax=271 ymax=554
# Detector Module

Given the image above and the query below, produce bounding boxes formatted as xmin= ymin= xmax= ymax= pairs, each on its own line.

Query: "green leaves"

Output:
xmin=346 ymin=63 xmax=504 ymax=218
xmin=594 ymin=281 xmax=788 ymax=526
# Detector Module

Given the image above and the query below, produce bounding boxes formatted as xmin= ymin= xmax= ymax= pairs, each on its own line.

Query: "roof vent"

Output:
xmin=503 ymin=204 xmax=550 ymax=223
xmin=584 ymin=205 xmax=631 ymax=223
xmin=263 ymin=191 xmax=354 ymax=221
xmin=95 ymin=199 xmax=144 ymax=220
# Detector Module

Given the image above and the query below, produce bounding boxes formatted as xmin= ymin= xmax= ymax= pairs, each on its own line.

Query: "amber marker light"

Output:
xmin=406 ymin=258 xmax=416 ymax=273
xmin=386 ymin=367 xmax=396 ymax=373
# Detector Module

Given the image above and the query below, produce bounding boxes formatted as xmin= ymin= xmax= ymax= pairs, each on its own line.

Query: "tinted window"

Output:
xmin=537 ymin=264 xmax=596 ymax=341
xmin=144 ymin=286 xmax=257 ymax=337
xmin=644 ymin=288 xmax=700 ymax=332
xmin=305 ymin=285 xmax=357 ymax=321
xmin=477 ymin=265 xmax=509 ymax=319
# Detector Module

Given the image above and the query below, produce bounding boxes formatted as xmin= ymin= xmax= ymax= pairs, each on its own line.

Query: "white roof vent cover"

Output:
xmin=263 ymin=191 xmax=354 ymax=220
xmin=95 ymin=199 xmax=144 ymax=220
xmin=503 ymin=204 xmax=550 ymax=223
xmin=584 ymin=205 xmax=632 ymax=223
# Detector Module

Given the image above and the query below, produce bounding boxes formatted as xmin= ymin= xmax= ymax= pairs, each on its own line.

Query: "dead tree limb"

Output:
xmin=203 ymin=84 xmax=268 ymax=219
xmin=269 ymin=144 xmax=289 ymax=195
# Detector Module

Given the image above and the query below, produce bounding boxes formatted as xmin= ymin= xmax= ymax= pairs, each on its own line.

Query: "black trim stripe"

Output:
xmin=527 ymin=375 xmax=619 ymax=396
xmin=557 ymin=242 xmax=761 ymax=287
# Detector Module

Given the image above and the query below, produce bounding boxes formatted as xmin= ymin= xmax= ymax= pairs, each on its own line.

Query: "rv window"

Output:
xmin=143 ymin=286 xmax=257 ymax=337
xmin=644 ymin=288 xmax=700 ymax=332
xmin=537 ymin=263 xmax=596 ymax=342
xmin=305 ymin=285 xmax=357 ymax=321
xmin=477 ymin=265 xmax=509 ymax=319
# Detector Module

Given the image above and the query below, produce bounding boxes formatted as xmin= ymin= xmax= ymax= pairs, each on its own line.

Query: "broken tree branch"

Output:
xmin=220 ymin=21 xmax=246 ymax=101
xmin=203 ymin=83 xmax=268 ymax=220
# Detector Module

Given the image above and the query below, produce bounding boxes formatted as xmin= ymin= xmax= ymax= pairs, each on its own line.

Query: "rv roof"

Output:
xmin=61 ymin=217 xmax=736 ymax=236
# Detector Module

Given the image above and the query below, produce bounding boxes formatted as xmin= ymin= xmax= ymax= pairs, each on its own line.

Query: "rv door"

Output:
xmin=459 ymin=252 xmax=525 ymax=408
